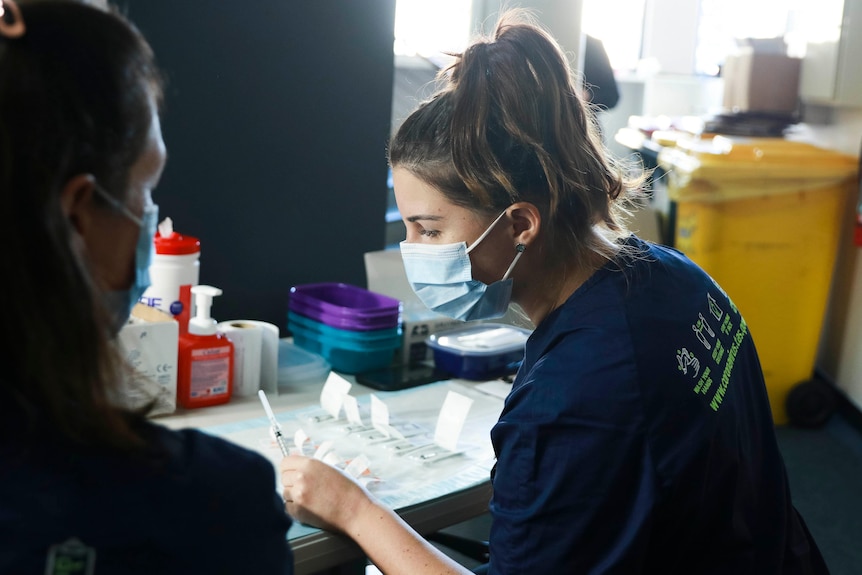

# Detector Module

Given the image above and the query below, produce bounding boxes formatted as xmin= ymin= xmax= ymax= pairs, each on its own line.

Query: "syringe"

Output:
xmin=258 ymin=390 xmax=289 ymax=456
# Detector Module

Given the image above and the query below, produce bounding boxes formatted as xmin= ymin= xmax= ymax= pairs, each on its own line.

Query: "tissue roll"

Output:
xmin=217 ymin=321 xmax=263 ymax=398
xmin=238 ymin=320 xmax=280 ymax=394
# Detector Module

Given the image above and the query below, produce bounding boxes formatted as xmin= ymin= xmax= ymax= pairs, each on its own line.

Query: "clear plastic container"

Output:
xmin=426 ymin=323 xmax=532 ymax=380
xmin=277 ymin=339 xmax=330 ymax=389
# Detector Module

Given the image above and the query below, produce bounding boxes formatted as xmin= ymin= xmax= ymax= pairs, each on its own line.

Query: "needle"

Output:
xmin=258 ymin=390 xmax=289 ymax=456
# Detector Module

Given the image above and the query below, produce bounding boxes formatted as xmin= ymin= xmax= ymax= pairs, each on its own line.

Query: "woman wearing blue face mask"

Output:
xmin=0 ymin=2 xmax=293 ymax=572
xmin=280 ymin=10 xmax=828 ymax=575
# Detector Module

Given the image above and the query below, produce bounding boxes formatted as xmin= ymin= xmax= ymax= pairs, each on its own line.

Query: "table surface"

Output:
xmin=156 ymin=376 xmax=507 ymax=574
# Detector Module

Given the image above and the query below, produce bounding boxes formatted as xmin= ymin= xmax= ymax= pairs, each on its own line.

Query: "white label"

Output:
xmin=434 ymin=391 xmax=473 ymax=452
xmin=345 ymin=454 xmax=371 ymax=478
xmin=343 ymin=395 xmax=363 ymax=425
xmin=294 ymin=429 xmax=309 ymax=452
xmin=370 ymin=394 xmax=390 ymax=437
xmin=189 ymin=346 xmax=231 ymax=398
xmin=313 ymin=440 xmax=334 ymax=461
xmin=319 ymin=372 xmax=352 ymax=419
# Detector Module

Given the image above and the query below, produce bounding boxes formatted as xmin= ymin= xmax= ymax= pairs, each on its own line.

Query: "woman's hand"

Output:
xmin=280 ymin=455 xmax=471 ymax=575
xmin=279 ymin=454 xmax=371 ymax=533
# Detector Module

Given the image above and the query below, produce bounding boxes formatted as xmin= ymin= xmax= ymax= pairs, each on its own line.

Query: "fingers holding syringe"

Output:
xmin=279 ymin=454 xmax=371 ymax=533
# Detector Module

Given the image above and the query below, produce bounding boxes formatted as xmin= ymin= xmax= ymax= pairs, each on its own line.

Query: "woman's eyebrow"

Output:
xmin=405 ymin=214 xmax=444 ymax=223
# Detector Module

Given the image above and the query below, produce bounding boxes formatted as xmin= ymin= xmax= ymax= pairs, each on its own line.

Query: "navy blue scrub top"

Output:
xmin=489 ymin=236 xmax=828 ymax=574
xmin=0 ymin=422 xmax=293 ymax=574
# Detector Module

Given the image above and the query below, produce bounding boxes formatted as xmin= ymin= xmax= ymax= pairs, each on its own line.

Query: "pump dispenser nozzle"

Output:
xmin=189 ymin=285 xmax=222 ymax=336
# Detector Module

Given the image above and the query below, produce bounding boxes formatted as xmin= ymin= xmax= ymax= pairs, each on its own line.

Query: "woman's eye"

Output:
xmin=419 ymin=229 xmax=440 ymax=238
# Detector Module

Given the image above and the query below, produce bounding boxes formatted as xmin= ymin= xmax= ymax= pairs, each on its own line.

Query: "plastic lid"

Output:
xmin=659 ymin=136 xmax=858 ymax=202
xmin=154 ymin=218 xmax=200 ymax=255
xmin=426 ymin=323 xmax=531 ymax=356
xmin=289 ymin=283 xmax=401 ymax=318
xmin=278 ymin=340 xmax=329 ymax=385
xmin=660 ymin=136 xmax=858 ymax=179
xmin=155 ymin=232 xmax=200 ymax=255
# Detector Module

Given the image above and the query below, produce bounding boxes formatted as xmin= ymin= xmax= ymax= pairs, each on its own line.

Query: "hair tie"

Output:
xmin=0 ymin=0 xmax=26 ymax=39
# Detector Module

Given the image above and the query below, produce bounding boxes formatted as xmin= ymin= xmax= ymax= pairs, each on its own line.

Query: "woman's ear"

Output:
xmin=60 ymin=174 xmax=96 ymax=235
xmin=508 ymin=202 xmax=541 ymax=248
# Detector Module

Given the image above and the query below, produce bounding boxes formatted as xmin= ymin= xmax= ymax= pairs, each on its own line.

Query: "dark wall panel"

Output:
xmin=123 ymin=1 xmax=396 ymax=332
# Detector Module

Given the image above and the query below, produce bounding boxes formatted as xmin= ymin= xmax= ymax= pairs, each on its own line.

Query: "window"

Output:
xmin=584 ymin=0 xmax=813 ymax=77
xmin=582 ymin=0 xmax=647 ymax=72
xmin=696 ymin=0 xmax=805 ymax=76
xmin=394 ymin=0 xmax=472 ymax=58
xmin=387 ymin=1 xmax=473 ymax=246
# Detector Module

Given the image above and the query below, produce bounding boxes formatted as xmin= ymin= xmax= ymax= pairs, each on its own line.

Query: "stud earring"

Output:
xmin=0 ymin=0 xmax=26 ymax=39
xmin=516 ymin=243 xmax=526 ymax=253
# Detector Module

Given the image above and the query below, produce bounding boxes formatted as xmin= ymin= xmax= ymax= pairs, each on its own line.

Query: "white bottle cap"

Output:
xmin=189 ymin=285 xmax=222 ymax=336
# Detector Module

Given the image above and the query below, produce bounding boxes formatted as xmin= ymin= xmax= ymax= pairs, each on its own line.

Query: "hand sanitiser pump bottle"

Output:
xmin=177 ymin=285 xmax=234 ymax=408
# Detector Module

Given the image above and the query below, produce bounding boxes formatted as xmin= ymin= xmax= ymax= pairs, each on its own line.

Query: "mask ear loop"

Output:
xmin=0 ymin=0 xmax=26 ymax=39
xmin=92 ymin=182 xmax=144 ymax=227
xmin=466 ymin=210 xmax=509 ymax=254
xmin=502 ymin=243 xmax=525 ymax=280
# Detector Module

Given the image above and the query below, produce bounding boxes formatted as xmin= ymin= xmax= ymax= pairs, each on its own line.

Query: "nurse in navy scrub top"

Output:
xmin=279 ymin=9 xmax=829 ymax=575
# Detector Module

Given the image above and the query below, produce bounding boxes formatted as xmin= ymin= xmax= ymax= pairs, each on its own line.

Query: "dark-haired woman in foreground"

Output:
xmin=0 ymin=2 xmax=293 ymax=572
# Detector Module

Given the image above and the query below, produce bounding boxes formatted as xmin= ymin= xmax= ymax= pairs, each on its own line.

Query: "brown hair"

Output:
xmin=388 ymin=10 xmax=644 ymax=273
xmin=0 ymin=1 xmax=163 ymax=451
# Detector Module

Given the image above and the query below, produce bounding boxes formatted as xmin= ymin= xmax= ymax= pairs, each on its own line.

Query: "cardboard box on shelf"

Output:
xmin=117 ymin=303 xmax=179 ymax=415
xmin=722 ymin=48 xmax=801 ymax=114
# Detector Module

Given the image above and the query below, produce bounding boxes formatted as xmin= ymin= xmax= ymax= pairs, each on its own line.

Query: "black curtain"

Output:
xmin=122 ymin=0 xmax=396 ymax=332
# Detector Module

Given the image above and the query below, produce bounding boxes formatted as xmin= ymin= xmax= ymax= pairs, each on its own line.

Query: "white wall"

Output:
xmin=470 ymin=0 xmax=584 ymax=68
xmin=793 ymin=107 xmax=862 ymax=156
xmin=813 ymin=107 xmax=862 ymax=409
xmin=641 ymin=0 xmax=700 ymax=75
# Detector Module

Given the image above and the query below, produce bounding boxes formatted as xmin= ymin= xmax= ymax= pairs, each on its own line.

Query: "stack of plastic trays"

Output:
xmin=287 ymin=283 xmax=402 ymax=374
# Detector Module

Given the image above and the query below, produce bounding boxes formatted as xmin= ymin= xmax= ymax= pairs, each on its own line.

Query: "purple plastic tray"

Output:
xmin=289 ymin=283 xmax=401 ymax=320
xmin=289 ymin=301 xmax=400 ymax=331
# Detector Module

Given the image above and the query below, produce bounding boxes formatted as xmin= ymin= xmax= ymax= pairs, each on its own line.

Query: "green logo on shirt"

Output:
xmin=45 ymin=538 xmax=96 ymax=575
xmin=676 ymin=292 xmax=749 ymax=412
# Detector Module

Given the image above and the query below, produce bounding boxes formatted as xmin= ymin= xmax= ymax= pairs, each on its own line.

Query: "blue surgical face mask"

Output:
xmin=400 ymin=211 xmax=525 ymax=322
xmin=93 ymin=184 xmax=158 ymax=334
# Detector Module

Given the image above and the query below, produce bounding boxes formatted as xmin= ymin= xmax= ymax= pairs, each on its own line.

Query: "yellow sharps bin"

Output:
xmin=658 ymin=136 xmax=858 ymax=425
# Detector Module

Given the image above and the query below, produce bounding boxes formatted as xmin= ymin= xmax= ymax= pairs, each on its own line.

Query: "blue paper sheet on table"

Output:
xmin=197 ymin=380 xmax=505 ymax=540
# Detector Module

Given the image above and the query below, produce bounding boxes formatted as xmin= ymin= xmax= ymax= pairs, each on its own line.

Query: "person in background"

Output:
xmin=583 ymin=34 xmax=619 ymax=111
xmin=0 ymin=2 xmax=293 ymax=572
xmin=279 ymin=10 xmax=828 ymax=575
